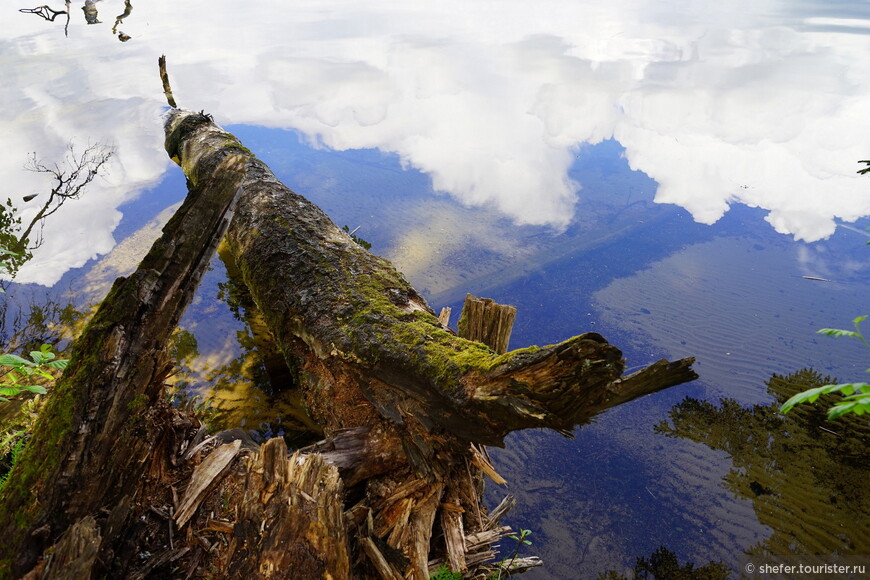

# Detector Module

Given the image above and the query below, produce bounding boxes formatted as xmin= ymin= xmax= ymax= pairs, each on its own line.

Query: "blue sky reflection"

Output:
xmin=2 ymin=0 xmax=869 ymax=285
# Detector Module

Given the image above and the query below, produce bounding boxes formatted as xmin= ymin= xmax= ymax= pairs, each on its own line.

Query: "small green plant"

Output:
xmin=497 ymin=528 xmax=532 ymax=579
xmin=0 ymin=343 xmax=68 ymax=401
xmin=0 ymin=432 xmax=27 ymax=489
xmin=343 ymin=225 xmax=372 ymax=250
xmin=781 ymin=315 xmax=870 ymax=419
xmin=429 ymin=564 xmax=464 ymax=580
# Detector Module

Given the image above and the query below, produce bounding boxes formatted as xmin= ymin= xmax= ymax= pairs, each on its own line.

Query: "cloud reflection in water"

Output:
xmin=2 ymin=0 xmax=869 ymax=284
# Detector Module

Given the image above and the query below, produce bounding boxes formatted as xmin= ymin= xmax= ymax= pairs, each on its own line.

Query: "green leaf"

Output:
xmin=828 ymin=398 xmax=870 ymax=420
xmin=47 ymin=359 xmax=68 ymax=370
xmin=779 ymin=383 xmax=864 ymax=414
xmin=0 ymin=386 xmax=22 ymax=397
xmin=0 ymin=354 xmax=29 ymax=367
xmin=817 ymin=328 xmax=860 ymax=338
xmin=29 ymin=351 xmax=48 ymax=364
xmin=19 ymin=385 xmax=47 ymax=394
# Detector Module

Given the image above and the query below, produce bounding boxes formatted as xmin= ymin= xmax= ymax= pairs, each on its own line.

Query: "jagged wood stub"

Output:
xmin=457 ymin=293 xmax=517 ymax=355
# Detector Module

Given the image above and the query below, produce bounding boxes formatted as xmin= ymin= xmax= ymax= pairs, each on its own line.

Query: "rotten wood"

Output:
xmin=175 ymin=440 xmax=241 ymax=528
xmin=221 ymin=438 xmax=351 ymax=579
xmin=457 ymin=293 xmax=517 ymax=355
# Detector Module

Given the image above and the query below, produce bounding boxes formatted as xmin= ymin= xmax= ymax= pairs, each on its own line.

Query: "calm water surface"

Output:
xmin=2 ymin=1 xmax=870 ymax=578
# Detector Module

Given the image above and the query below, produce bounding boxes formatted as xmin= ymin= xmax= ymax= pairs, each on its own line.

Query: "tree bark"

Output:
xmin=0 ymin=148 xmax=250 ymax=577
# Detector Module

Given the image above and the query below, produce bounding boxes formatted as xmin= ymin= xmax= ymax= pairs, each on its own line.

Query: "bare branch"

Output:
xmin=0 ymin=141 xmax=114 ymax=280
xmin=18 ymin=141 xmax=114 ymax=250
xmin=158 ymin=55 xmax=178 ymax=108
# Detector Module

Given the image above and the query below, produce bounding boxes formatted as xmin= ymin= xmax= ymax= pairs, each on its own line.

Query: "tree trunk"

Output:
xmin=0 ymin=146 xmax=249 ymax=577
xmin=0 ymin=109 xmax=697 ymax=580
xmin=163 ymin=110 xmax=696 ymax=446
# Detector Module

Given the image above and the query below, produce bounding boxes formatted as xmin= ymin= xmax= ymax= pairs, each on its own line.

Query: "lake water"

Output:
xmin=3 ymin=1 xmax=870 ymax=578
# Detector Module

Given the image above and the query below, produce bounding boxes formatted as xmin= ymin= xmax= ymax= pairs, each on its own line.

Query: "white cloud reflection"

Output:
xmin=2 ymin=0 xmax=870 ymax=284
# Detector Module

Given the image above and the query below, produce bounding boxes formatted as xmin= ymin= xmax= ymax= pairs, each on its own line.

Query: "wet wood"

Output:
xmin=496 ymin=556 xmax=544 ymax=575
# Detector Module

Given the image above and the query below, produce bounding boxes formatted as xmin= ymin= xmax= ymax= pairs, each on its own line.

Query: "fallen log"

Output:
xmin=165 ymin=110 xmax=696 ymax=447
xmin=165 ymin=109 xmax=698 ymax=577
xmin=0 ymin=103 xmax=696 ymax=580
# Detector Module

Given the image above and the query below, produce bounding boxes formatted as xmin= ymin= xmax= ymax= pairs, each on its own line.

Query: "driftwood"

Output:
xmin=0 ymin=104 xmax=697 ymax=580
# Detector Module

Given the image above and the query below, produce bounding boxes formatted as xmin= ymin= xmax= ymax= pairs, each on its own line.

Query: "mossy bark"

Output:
xmin=166 ymin=109 xmax=696 ymax=449
xmin=0 ymin=145 xmax=248 ymax=577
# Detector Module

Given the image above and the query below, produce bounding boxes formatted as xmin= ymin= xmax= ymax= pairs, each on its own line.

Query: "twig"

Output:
xmin=158 ymin=55 xmax=178 ymax=108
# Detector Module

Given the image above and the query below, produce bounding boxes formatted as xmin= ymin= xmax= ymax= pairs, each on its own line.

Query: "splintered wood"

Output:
xmin=226 ymin=438 xmax=351 ymax=578
xmin=457 ymin=294 xmax=517 ymax=354
xmin=175 ymin=440 xmax=241 ymax=528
